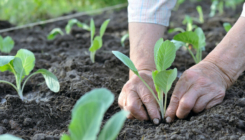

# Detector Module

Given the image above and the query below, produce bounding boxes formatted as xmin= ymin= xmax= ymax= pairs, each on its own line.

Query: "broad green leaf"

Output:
xmin=223 ymin=23 xmax=232 ymax=32
xmin=154 ymin=40 xmax=176 ymax=71
xmin=90 ymin=19 xmax=95 ymax=42
xmin=173 ymin=31 xmax=199 ymax=49
xmin=98 ymin=110 xmax=129 ymax=140
xmin=69 ymin=101 xmax=104 ymax=140
xmin=152 ymin=70 xmax=161 ymax=94
xmin=72 ymin=88 xmax=114 ymax=117
xmin=47 ymin=28 xmax=64 ymax=40
xmin=154 ymin=68 xmax=177 ymax=94
xmin=13 ymin=57 xmax=25 ymax=83
xmin=32 ymin=69 xmax=60 ymax=92
xmin=65 ymin=19 xmax=90 ymax=34
xmin=154 ymin=38 xmax=164 ymax=61
xmin=0 ymin=56 xmax=15 ymax=72
xmin=1 ymin=36 xmax=14 ymax=53
xmin=171 ymin=40 xmax=185 ymax=51
xmin=112 ymin=51 xmax=138 ymax=75
xmin=0 ymin=134 xmax=23 ymax=140
xmin=100 ymin=19 xmax=110 ymax=37
xmin=15 ymin=49 xmax=35 ymax=76
xmin=61 ymin=134 xmax=71 ymax=140
xmin=121 ymin=33 xmax=129 ymax=47
xmin=194 ymin=27 xmax=206 ymax=50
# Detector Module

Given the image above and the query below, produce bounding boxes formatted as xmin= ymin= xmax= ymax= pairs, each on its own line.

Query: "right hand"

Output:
xmin=118 ymin=70 xmax=161 ymax=124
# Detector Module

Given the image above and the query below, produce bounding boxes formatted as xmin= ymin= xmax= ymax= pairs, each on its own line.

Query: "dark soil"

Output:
xmin=0 ymin=1 xmax=245 ymax=140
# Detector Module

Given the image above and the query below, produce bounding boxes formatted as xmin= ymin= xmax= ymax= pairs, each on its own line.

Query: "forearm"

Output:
xmin=204 ymin=16 xmax=245 ymax=87
xmin=129 ymin=23 xmax=166 ymax=78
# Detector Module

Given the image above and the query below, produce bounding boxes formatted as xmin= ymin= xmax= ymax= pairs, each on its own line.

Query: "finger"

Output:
xmin=206 ymin=90 xmax=225 ymax=109
xmin=165 ymin=76 xmax=192 ymax=122
xmin=137 ymin=88 xmax=161 ymax=124
xmin=127 ymin=113 xmax=135 ymax=119
xmin=176 ymin=85 xmax=199 ymax=119
xmin=118 ymin=87 xmax=128 ymax=109
xmin=126 ymin=91 xmax=148 ymax=121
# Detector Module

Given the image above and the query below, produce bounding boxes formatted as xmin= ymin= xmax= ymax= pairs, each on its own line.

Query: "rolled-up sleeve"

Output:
xmin=242 ymin=3 xmax=245 ymax=17
xmin=128 ymin=0 xmax=177 ymax=26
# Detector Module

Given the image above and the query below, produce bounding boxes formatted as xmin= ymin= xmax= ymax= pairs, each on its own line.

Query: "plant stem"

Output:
xmin=138 ymin=75 xmax=160 ymax=105
xmin=164 ymin=92 xmax=168 ymax=117
xmin=21 ymin=73 xmax=39 ymax=93
xmin=186 ymin=44 xmax=197 ymax=63
xmin=0 ymin=80 xmax=18 ymax=92
xmin=159 ymin=98 xmax=164 ymax=120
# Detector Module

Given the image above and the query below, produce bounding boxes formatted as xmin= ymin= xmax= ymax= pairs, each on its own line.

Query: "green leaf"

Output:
xmin=90 ymin=19 xmax=96 ymax=42
xmin=154 ymin=68 xmax=177 ymax=94
xmin=0 ymin=134 xmax=23 ymax=140
xmin=154 ymin=40 xmax=176 ymax=71
xmin=223 ymin=23 xmax=232 ymax=32
xmin=47 ymin=28 xmax=64 ymax=40
xmin=196 ymin=6 xmax=204 ymax=23
xmin=69 ymin=101 xmax=104 ymax=140
xmin=32 ymin=69 xmax=60 ymax=92
xmin=100 ymin=19 xmax=110 ymax=37
xmin=194 ymin=27 xmax=206 ymax=50
xmin=112 ymin=51 xmax=138 ymax=75
xmin=98 ymin=110 xmax=129 ymax=140
xmin=121 ymin=33 xmax=129 ymax=47
xmin=15 ymin=49 xmax=35 ymax=76
xmin=89 ymin=37 xmax=102 ymax=52
xmin=65 ymin=19 xmax=90 ymax=34
xmin=1 ymin=36 xmax=14 ymax=53
xmin=152 ymin=70 xmax=160 ymax=94
xmin=61 ymin=134 xmax=71 ymax=140
xmin=69 ymin=88 xmax=114 ymax=140
xmin=0 ymin=56 xmax=15 ymax=72
xmin=173 ymin=31 xmax=199 ymax=49
xmin=13 ymin=57 xmax=25 ymax=83
xmin=171 ymin=40 xmax=184 ymax=51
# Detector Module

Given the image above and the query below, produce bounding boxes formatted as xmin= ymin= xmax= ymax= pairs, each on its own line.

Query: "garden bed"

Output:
xmin=0 ymin=1 xmax=245 ymax=140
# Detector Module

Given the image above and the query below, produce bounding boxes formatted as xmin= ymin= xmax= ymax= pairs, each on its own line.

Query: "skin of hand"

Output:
xmin=118 ymin=23 xmax=166 ymax=124
xmin=165 ymin=16 xmax=245 ymax=122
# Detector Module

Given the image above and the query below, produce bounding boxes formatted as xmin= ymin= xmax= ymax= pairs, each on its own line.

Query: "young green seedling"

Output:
xmin=89 ymin=19 xmax=110 ymax=63
xmin=61 ymin=88 xmax=129 ymax=140
xmin=0 ymin=35 xmax=14 ymax=53
xmin=112 ymin=39 xmax=177 ymax=120
xmin=196 ymin=5 xmax=204 ymax=24
xmin=121 ymin=33 xmax=129 ymax=47
xmin=223 ymin=22 xmax=232 ymax=32
xmin=47 ymin=28 xmax=64 ymax=40
xmin=65 ymin=18 xmax=90 ymax=34
xmin=173 ymin=27 xmax=206 ymax=64
xmin=0 ymin=49 xmax=60 ymax=101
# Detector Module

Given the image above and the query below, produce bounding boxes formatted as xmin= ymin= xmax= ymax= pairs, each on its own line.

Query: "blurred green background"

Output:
xmin=0 ymin=0 xmax=127 ymax=25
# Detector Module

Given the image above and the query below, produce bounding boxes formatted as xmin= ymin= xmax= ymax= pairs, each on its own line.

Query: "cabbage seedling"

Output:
xmin=89 ymin=19 xmax=110 ymax=63
xmin=121 ymin=33 xmax=129 ymax=47
xmin=0 ymin=35 xmax=14 ymax=53
xmin=112 ymin=39 xmax=177 ymax=120
xmin=223 ymin=23 xmax=232 ymax=32
xmin=65 ymin=19 xmax=90 ymax=34
xmin=0 ymin=49 xmax=60 ymax=101
xmin=173 ymin=27 xmax=206 ymax=64
xmin=61 ymin=88 xmax=129 ymax=140
xmin=196 ymin=6 xmax=204 ymax=24
xmin=47 ymin=28 xmax=64 ymax=40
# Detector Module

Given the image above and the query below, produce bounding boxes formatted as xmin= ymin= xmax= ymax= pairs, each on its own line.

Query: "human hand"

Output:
xmin=165 ymin=60 xmax=231 ymax=123
xmin=118 ymin=70 xmax=162 ymax=125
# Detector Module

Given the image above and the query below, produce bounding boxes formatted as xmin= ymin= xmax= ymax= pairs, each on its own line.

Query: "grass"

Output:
xmin=0 ymin=0 xmax=127 ymax=25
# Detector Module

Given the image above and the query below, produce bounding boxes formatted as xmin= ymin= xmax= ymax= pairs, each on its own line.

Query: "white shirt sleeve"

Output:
xmin=242 ymin=3 xmax=245 ymax=17
xmin=128 ymin=0 xmax=177 ymax=26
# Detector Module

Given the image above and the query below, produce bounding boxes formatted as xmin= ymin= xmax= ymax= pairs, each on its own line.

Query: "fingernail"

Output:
xmin=166 ymin=117 xmax=172 ymax=123
xmin=153 ymin=118 xmax=159 ymax=125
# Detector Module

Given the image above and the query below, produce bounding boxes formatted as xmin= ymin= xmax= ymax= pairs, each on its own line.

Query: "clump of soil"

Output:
xmin=0 ymin=1 xmax=244 ymax=140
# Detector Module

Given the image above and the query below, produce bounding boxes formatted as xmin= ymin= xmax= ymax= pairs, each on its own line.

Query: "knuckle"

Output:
xmin=180 ymin=100 xmax=193 ymax=111
xmin=171 ymin=94 xmax=180 ymax=104
xmin=182 ymin=70 xmax=197 ymax=80
xmin=141 ymin=93 xmax=154 ymax=104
